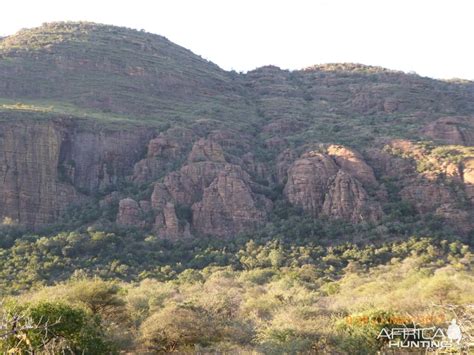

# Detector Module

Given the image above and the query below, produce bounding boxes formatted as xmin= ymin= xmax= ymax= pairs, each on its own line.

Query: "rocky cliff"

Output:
xmin=0 ymin=22 xmax=473 ymax=239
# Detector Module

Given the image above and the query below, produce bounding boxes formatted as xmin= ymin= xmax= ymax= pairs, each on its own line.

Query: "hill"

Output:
xmin=0 ymin=22 xmax=472 ymax=238
xmin=0 ymin=22 xmax=473 ymax=354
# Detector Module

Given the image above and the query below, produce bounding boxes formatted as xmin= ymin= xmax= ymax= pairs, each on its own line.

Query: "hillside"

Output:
xmin=0 ymin=22 xmax=472 ymax=239
xmin=0 ymin=22 xmax=473 ymax=354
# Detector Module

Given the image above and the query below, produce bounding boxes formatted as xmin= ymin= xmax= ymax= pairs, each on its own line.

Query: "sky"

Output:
xmin=1 ymin=0 xmax=473 ymax=80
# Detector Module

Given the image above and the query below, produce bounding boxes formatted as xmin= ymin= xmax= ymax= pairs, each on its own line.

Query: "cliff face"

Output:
xmin=0 ymin=117 xmax=152 ymax=226
xmin=284 ymin=148 xmax=383 ymax=223
xmin=0 ymin=22 xmax=473 ymax=239
xmin=0 ymin=120 xmax=77 ymax=225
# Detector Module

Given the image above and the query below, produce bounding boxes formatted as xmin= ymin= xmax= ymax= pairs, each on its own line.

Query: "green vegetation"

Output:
xmin=1 ymin=239 xmax=472 ymax=353
xmin=385 ymin=141 xmax=474 ymax=176
xmin=0 ymin=22 xmax=473 ymax=353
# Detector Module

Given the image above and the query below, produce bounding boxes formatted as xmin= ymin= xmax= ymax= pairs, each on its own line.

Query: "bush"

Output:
xmin=0 ymin=301 xmax=113 ymax=354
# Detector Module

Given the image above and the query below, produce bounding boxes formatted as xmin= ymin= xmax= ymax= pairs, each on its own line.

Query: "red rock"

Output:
xmin=116 ymin=198 xmax=141 ymax=226
xmin=192 ymin=165 xmax=269 ymax=237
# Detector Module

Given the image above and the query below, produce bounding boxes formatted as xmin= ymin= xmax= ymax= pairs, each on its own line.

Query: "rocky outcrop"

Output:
xmin=150 ymin=148 xmax=271 ymax=237
xmin=241 ymin=153 xmax=269 ymax=182
xmin=322 ymin=171 xmax=383 ymax=223
xmin=192 ymin=165 xmax=270 ymax=237
xmin=0 ymin=121 xmax=79 ymax=226
xmin=275 ymin=149 xmax=297 ymax=185
xmin=187 ymin=138 xmax=226 ymax=163
xmin=0 ymin=118 xmax=152 ymax=227
xmin=327 ymin=145 xmax=377 ymax=186
xmin=116 ymin=198 xmax=142 ymax=226
xmin=399 ymin=181 xmax=453 ymax=214
xmin=133 ymin=128 xmax=194 ymax=182
xmin=462 ymin=158 xmax=474 ymax=202
xmin=60 ymin=128 xmax=152 ymax=192
xmin=153 ymin=161 xmax=223 ymax=206
xmin=284 ymin=152 xmax=339 ymax=216
xmin=154 ymin=202 xmax=191 ymax=239
xmin=421 ymin=116 xmax=474 ymax=146
xmin=284 ymin=150 xmax=383 ymax=223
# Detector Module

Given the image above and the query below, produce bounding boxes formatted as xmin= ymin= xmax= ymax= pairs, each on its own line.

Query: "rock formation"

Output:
xmin=1 ymin=22 xmax=473 ymax=239
xmin=322 ymin=171 xmax=382 ymax=223
xmin=421 ymin=116 xmax=474 ymax=146
xmin=154 ymin=202 xmax=191 ymax=239
xmin=0 ymin=120 xmax=150 ymax=226
xmin=116 ymin=198 xmax=142 ymax=226
xmin=326 ymin=145 xmax=377 ymax=186
xmin=0 ymin=122 xmax=78 ymax=226
xmin=187 ymin=138 xmax=226 ymax=163
xmin=284 ymin=153 xmax=339 ymax=217
xmin=463 ymin=158 xmax=474 ymax=202
xmin=192 ymin=165 xmax=270 ymax=237
xmin=284 ymin=149 xmax=383 ymax=223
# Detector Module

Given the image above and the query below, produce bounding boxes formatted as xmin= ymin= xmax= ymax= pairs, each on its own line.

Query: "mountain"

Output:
xmin=0 ymin=21 xmax=473 ymax=240
xmin=1 ymin=21 xmax=474 ymax=354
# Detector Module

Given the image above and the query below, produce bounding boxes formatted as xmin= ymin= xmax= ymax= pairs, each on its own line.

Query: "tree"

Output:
xmin=0 ymin=301 xmax=113 ymax=354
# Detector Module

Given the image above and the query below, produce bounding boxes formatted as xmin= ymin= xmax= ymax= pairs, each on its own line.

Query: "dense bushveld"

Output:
xmin=1 ymin=234 xmax=473 ymax=353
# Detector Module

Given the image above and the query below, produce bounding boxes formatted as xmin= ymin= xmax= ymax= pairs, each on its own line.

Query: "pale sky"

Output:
xmin=1 ymin=0 xmax=473 ymax=80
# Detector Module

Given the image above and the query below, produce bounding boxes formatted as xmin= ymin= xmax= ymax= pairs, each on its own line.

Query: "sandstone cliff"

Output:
xmin=0 ymin=117 xmax=152 ymax=226
xmin=1 ymin=22 xmax=473 ymax=240
xmin=284 ymin=148 xmax=383 ymax=223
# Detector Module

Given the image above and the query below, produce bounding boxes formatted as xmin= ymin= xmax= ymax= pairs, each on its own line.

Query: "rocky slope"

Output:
xmin=0 ymin=22 xmax=473 ymax=239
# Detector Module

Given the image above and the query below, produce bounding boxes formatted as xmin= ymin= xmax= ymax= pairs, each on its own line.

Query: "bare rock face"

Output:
xmin=160 ymin=162 xmax=224 ymax=206
xmin=188 ymin=138 xmax=226 ymax=163
xmin=0 ymin=122 xmax=78 ymax=226
xmin=322 ymin=171 xmax=383 ymax=223
xmin=150 ymin=183 xmax=172 ymax=210
xmin=284 ymin=153 xmax=339 ymax=216
xmin=435 ymin=204 xmax=472 ymax=234
xmin=133 ymin=128 xmax=194 ymax=183
xmin=284 ymin=150 xmax=383 ymax=223
xmin=400 ymin=181 xmax=453 ymax=214
xmin=276 ymin=149 xmax=297 ymax=185
xmin=116 ymin=198 xmax=142 ymax=226
xmin=192 ymin=165 xmax=269 ymax=237
xmin=421 ymin=116 xmax=474 ymax=146
xmin=365 ymin=148 xmax=413 ymax=179
xmin=0 ymin=120 xmax=149 ymax=226
xmin=462 ymin=158 xmax=474 ymax=202
xmin=327 ymin=145 xmax=377 ymax=186
xmin=154 ymin=202 xmax=191 ymax=239
xmin=60 ymin=128 xmax=151 ymax=192
xmin=241 ymin=152 xmax=269 ymax=182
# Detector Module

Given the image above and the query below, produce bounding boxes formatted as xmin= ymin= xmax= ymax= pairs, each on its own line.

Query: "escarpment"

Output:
xmin=1 ymin=22 xmax=473 ymax=240
xmin=0 ymin=118 xmax=152 ymax=226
